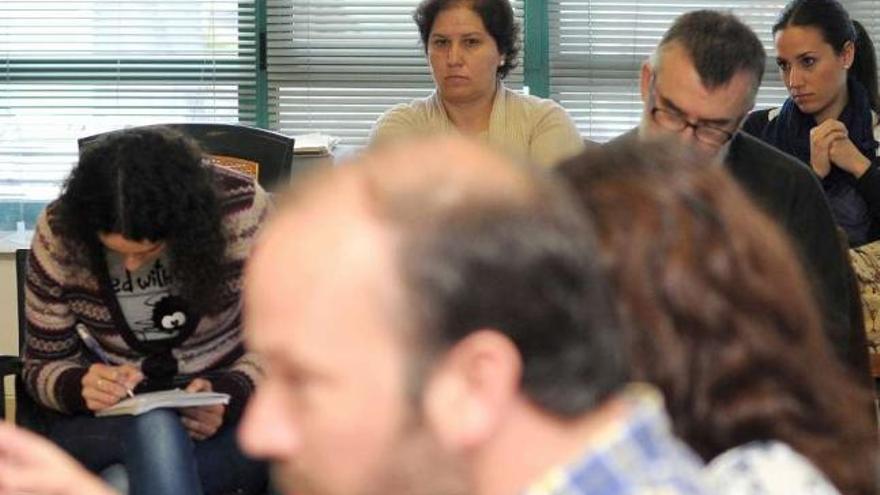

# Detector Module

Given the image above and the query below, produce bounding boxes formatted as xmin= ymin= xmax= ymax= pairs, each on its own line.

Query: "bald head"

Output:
xmin=272 ymin=136 xmax=548 ymax=230
xmin=247 ymin=136 xmax=625 ymax=417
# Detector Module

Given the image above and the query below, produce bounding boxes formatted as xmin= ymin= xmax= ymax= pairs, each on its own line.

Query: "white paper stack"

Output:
xmin=293 ymin=133 xmax=339 ymax=156
xmin=96 ymin=389 xmax=230 ymax=417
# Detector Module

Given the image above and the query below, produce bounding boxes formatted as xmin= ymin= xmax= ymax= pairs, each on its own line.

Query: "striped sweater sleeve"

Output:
xmin=23 ymin=210 xmax=91 ymax=413
xmin=200 ymin=178 xmax=271 ymax=424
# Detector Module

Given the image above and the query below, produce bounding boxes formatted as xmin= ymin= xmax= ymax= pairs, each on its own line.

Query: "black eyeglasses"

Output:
xmin=648 ymin=75 xmax=738 ymax=147
xmin=649 ymin=107 xmax=735 ymax=146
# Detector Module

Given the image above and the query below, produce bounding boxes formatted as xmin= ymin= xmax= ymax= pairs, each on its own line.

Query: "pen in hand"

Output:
xmin=76 ymin=323 xmax=135 ymax=399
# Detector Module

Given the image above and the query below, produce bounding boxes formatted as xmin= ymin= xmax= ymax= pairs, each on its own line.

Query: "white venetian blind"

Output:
xmin=267 ymin=0 xmax=524 ymax=146
xmin=845 ymin=1 xmax=880 ymax=58
xmin=0 ymin=0 xmax=257 ymax=202
xmin=549 ymin=1 xmax=790 ymax=142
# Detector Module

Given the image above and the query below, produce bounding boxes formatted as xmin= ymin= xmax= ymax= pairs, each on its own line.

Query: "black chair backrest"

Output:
xmin=78 ymin=123 xmax=296 ymax=192
xmin=0 ymin=250 xmax=25 ymax=421
xmin=13 ymin=248 xmax=63 ymax=432
xmin=16 ymin=248 xmax=27 ymax=353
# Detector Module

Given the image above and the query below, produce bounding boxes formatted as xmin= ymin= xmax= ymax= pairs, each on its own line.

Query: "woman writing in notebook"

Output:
xmin=22 ymin=126 xmax=269 ymax=495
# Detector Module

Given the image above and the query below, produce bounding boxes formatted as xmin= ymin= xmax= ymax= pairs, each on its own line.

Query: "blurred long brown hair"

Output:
xmin=558 ymin=140 xmax=876 ymax=495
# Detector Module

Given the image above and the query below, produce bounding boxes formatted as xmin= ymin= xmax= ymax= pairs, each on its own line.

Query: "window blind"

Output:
xmin=0 ymin=0 xmax=257 ymax=205
xmin=267 ymin=0 xmax=524 ymax=146
xmin=844 ymin=1 xmax=880 ymax=57
xmin=549 ymin=1 xmax=791 ymax=142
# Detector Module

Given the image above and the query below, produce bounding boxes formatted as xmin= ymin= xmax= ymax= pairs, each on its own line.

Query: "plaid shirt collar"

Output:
xmin=522 ymin=384 xmax=710 ymax=495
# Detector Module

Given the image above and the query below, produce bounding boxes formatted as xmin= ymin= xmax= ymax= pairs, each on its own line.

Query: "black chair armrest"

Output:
xmin=0 ymin=355 xmax=21 ymax=377
xmin=0 ymin=356 xmax=21 ymax=421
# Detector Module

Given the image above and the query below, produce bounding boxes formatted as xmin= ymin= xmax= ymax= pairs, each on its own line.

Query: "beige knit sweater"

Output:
xmin=370 ymin=84 xmax=585 ymax=168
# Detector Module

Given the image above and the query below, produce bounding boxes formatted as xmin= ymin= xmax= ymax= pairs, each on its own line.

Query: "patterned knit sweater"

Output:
xmin=23 ymin=166 xmax=269 ymax=423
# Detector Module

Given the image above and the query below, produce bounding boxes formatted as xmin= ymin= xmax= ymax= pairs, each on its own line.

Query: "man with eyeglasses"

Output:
xmin=563 ymin=10 xmax=870 ymax=381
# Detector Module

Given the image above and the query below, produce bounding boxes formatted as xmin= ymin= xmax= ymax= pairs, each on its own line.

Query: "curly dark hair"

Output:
xmin=414 ymin=0 xmax=520 ymax=79
xmin=52 ymin=126 xmax=228 ymax=315
xmin=558 ymin=140 xmax=877 ymax=495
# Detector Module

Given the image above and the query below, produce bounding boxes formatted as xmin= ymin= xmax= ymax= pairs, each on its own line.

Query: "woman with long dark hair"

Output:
xmin=559 ymin=140 xmax=877 ymax=495
xmin=22 ymin=126 xmax=269 ymax=494
xmin=743 ymin=0 xmax=880 ymax=246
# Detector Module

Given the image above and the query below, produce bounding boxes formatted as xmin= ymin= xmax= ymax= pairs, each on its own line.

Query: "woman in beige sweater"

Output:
xmin=370 ymin=0 xmax=584 ymax=168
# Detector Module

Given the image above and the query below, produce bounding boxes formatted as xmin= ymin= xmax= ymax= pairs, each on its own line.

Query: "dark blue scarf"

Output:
xmin=764 ymin=77 xmax=877 ymax=244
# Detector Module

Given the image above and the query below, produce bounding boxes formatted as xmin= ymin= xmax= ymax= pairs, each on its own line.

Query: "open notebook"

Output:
xmin=96 ymin=389 xmax=230 ymax=417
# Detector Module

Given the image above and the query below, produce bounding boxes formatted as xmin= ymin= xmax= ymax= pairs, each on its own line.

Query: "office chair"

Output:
xmin=0 ymin=249 xmax=30 ymax=423
xmin=0 ymin=248 xmax=64 ymax=432
xmin=78 ymin=123 xmax=296 ymax=193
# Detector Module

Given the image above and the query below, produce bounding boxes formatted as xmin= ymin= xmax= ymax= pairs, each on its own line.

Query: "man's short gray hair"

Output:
xmin=654 ymin=10 xmax=766 ymax=100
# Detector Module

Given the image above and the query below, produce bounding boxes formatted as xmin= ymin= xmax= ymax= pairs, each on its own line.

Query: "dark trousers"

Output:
xmin=49 ymin=409 xmax=267 ymax=495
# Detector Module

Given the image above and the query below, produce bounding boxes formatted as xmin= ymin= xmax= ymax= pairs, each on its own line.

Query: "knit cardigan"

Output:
xmin=23 ymin=166 xmax=269 ymax=423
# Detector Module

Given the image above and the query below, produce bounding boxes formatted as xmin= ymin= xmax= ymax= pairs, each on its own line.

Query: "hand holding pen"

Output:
xmin=76 ymin=324 xmax=143 ymax=412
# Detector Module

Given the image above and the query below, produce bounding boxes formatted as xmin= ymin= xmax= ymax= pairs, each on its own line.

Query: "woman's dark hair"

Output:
xmin=774 ymin=0 xmax=880 ymax=113
xmin=558 ymin=140 xmax=877 ymax=495
xmin=52 ymin=126 xmax=228 ymax=315
xmin=413 ymin=0 xmax=519 ymax=79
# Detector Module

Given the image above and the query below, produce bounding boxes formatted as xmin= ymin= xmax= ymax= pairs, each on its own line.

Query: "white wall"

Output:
xmin=0 ymin=254 xmax=19 ymax=406
xmin=0 ymin=254 xmax=18 ymax=354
